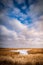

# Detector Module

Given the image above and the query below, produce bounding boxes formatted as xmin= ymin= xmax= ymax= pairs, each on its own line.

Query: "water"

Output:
xmin=10 ymin=50 xmax=28 ymax=55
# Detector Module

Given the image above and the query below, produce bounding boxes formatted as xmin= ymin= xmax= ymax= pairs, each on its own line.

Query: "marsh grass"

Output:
xmin=35 ymin=62 xmax=43 ymax=65
xmin=0 ymin=48 xmax=43 ymax=65
xmin=0 ymin=54 xmax=43 ymax=65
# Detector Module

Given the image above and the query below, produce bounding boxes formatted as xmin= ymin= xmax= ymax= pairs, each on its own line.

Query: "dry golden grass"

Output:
xmin=0 ymin=48 xmax=43 ymax=65
xmin=0 ymin=54 xmax=43 ymax=65
xmin=0 ymin=48 xmax=43 ymax=53
xmin=27 ymin=48 xmax=43 ymax=54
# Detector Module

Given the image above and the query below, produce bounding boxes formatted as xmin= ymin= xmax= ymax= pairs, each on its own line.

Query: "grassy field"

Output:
xmin=0 ymin=48 xmax=43 ymax=65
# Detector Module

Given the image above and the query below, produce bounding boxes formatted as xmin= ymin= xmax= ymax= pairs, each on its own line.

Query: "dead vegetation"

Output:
xmin=0 ymin=48 xmax=43 ymax=65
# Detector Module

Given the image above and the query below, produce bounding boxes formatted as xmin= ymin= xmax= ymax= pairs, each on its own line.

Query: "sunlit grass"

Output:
xmin=0 ymin=48 xmax=43 ymax=65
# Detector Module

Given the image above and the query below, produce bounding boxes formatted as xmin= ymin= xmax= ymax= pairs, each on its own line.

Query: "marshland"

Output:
xmin=0 ymin=48 xmax=43 ymax=65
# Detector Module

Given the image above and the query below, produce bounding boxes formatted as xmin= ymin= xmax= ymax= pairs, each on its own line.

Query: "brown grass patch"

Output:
xmin=0 ymin=54 xmax=43 ymax=65
xmin=0 ymin=48 xmax=43 ymax=65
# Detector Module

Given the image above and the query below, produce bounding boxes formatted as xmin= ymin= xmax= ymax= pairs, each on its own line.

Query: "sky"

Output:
xmin=0 ymin=0 xmax=43 ymax=48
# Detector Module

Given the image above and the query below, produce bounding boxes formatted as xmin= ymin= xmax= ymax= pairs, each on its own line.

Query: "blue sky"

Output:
xmin=0 ymin=0 xmax=43 ymax=48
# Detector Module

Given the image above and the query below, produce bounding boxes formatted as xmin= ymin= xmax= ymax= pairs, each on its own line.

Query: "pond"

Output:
xmin=10 ymin=50 xmax=28 ymax=55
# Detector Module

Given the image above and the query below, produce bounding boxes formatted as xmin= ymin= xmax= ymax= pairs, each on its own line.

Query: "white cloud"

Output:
xmin=27 ymin=0 xmax=43 ymax=21
xmin=0 ymin=25 xmax=9 ymax=35
xmin=0 ymin=18 xmax=43 ymax=48
xmin=0 ymin=25 xmax=18 ymax=47
xmin=31 ymin=16 xmax=43 ymax=32
xmin=9 ymin=19 xmax=27 ymax=32
xmin=0 ymin=0 xmax=43 ymax=48
xmin=0 ymin=0 xmax=13 ymax=8
xmin=16 ymin=0 xmax=25 ymax=4
xmin=0 ymin=25 xmax=18 ymax=39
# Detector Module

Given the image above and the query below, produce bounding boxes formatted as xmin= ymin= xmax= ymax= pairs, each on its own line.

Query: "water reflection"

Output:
xmin=10 ymin=50 xmax=28 ymax=55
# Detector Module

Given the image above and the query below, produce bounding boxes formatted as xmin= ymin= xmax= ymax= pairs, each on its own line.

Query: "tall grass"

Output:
xmin=0 ymin=48 xmax=43 ymax=65
xmin=0 ymin=54 xmax=43 ymax=65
